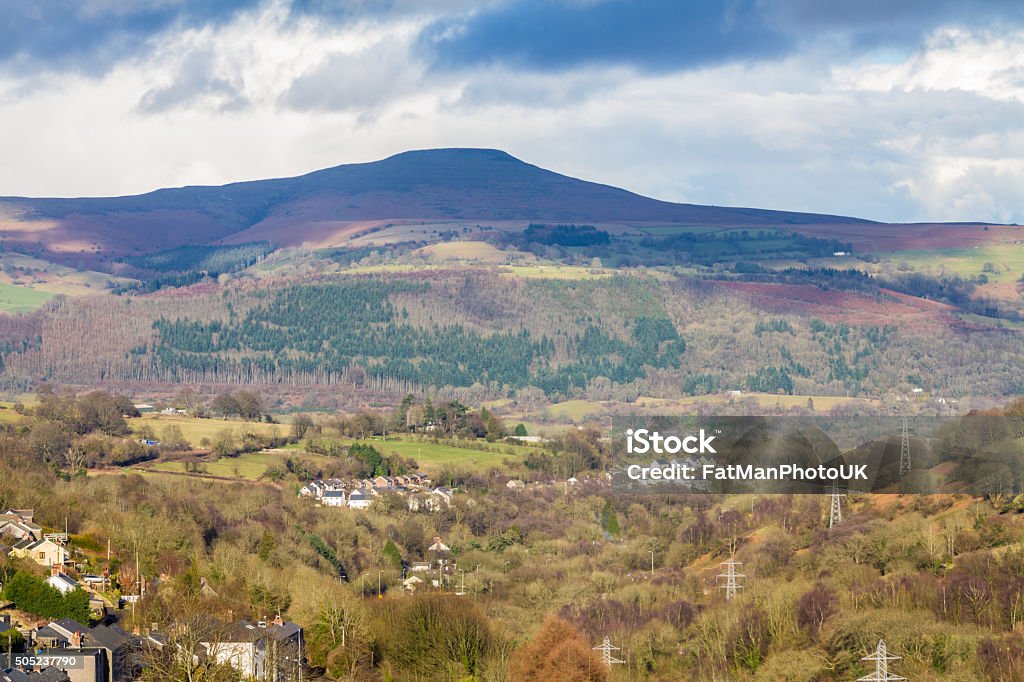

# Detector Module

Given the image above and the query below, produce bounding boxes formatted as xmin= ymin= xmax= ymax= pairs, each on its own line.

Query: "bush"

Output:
xmin=376 ymin=593 xmax=495 ymax=680
xmin=508 ymin=615 xmax=606 ymax=682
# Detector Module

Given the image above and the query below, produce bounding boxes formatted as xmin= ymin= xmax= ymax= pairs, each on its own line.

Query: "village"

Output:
xmin=0 ymin=501 xmax=492 ymax=682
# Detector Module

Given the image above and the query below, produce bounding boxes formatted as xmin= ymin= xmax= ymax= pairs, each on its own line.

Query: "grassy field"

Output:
xmin=872 ymin=244 xmax=1024 ymax=281
xmin=546 ymin=399 xmax=606 ymax=421
xmin=127 ymin=414 xmax=282 ymax=446
xmin=0 ymin=283 xmax=54 ymax=312
xmin=147 ymin=450 xmax=294 ymax=479
xmin=0 ymin=253 xmax=137 ymax=303
xmin=345 ymin=435 xmax=531 ymax=473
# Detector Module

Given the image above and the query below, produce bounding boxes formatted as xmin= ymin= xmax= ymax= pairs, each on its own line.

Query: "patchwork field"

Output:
xmin=0 ymin=253 xmax=138 ymax=310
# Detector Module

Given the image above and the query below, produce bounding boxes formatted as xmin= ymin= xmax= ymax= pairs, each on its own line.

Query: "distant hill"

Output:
xmin=0 ymin=148 xmax=872 ymax=263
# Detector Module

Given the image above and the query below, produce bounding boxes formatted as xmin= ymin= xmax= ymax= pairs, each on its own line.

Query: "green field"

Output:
xmin=545 ymin=399 xmax=606 ymax=421
xmin=127 ymin=414 xmax=282 ymax=446
xmin=148 ymin=450 xmax=293 ymax=479
xmin=0 ymin=283 xmax=54 ymax=312
xmin=345 ymin=436 xmax=530 ymax=473
xmin=873 ymin=244 xmax=1024 ymax=283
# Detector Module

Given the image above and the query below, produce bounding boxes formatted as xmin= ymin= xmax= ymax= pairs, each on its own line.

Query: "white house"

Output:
xmin=46 ymin=568 xmax=79 ymax=595
xmin=347 ymin=490 xmax=372 ymax=510
xmin=321 ymin=490 xmax=347 ymax=508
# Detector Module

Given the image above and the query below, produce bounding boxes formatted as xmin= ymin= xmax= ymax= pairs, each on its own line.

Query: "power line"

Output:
xmin=593 ymin=637 xmax=625 ymax=668
xmin=899 ymin=415 xmax=912 ymax=477
xmin=856 ymin=639 xmax=905 ymax=681
xmin=717 ymin=556 xmax=745 ymax=601
xmin=829 ymin=480 xmax=846 ymax=529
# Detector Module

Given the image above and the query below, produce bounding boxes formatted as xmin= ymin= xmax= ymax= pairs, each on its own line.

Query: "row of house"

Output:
xmin=299 ymin=476 xmax=455 ymax=511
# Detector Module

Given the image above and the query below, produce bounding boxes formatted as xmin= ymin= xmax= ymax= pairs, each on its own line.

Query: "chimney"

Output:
xmin=273 ymin=614 xmax=284 ymax=627
xmin=133 ymin=625 xmax=140 ymax=636
xmin=71 ymin=631 xmax=82 ymax=648
xmin=226 ymin=609 xmax=234 ymax=623
xmin=51 ymin=564 xmax=62 ymax=576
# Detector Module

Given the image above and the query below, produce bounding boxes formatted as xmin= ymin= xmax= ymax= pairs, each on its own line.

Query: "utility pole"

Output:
xmin=829 ymin=481 xmax=846 ymax=529
xmin=592 ymin=637 xmax=625 ymax=669
xmin=857 ymin=639 xmax=905 ymax=681
xmin=899 ymin=415 xmax=912 ymax=477
xmin=717 ymin=556 xmax=745 ymax=601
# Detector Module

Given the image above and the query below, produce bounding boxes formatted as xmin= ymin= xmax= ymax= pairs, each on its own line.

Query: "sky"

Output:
xmin=2 ymin=0 xmax=1024 ymax=223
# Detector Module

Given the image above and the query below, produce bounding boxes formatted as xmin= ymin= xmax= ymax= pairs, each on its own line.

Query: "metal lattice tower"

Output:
xmin=593 ymin=637 xmax=625 ymax=668
xmin=717 ymin=557 xmax=745 ymax=601
xmin=828 ymin=481 xmax=846 ymax=528
xmin=856 ymin=639 xmax=905 ymax=681
xmin=899 ymin=416 xmax=912 ymax=477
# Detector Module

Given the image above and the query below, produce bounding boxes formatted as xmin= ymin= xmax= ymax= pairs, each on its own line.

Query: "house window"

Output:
xmin=38 ymin=552 xmax=45 ymax=560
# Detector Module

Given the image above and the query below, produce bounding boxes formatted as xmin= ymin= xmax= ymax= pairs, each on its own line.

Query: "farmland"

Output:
xmin=126 ymin=413 xmax=282 ymax=446
xmin=0 ymin=283 xmax=54 ymax=312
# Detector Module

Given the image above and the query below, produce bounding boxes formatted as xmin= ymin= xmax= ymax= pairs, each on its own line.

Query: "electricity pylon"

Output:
xmin=593 ymin=637 xmax=625 ymax=668
xmin=857 ymin=639 xmax=905 ymax=681
xmin=717 ymin=556 xmax=745 ymax=601
xmin=899 ymin=415 xmax=912 ymax=477
xmin=828 ymin=480 xmax=846 ymax=528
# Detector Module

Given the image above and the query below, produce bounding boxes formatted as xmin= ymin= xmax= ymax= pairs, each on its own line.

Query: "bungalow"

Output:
xmin=321 ymin=491 xmax=347 ymax=508
xmin=372 ymin=476 xmax=393 ymax=489
xmin=45 ymin=567 xmax=79 ymax=595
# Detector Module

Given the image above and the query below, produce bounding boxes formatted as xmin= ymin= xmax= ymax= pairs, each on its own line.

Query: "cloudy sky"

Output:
xmin=2 ymin=0 xmax=1024 ymax=223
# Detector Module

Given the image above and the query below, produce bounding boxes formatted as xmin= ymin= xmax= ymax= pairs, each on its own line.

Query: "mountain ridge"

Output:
xmin=0 ymin=147 xmax=891 ymax=263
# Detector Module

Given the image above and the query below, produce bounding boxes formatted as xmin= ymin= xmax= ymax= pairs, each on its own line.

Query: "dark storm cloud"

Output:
xmin=420 ymin=0 xmax=1024 ymax=73
xmin=419 ymin=0 xmax=792 ymax=73
xmin=0 ymin=0 xmax=481 ymax=76
xmin=0 ymin=0 xmax=256 ymax=75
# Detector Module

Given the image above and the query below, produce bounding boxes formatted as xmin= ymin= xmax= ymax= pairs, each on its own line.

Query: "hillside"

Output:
xmin=0 ymin=148 xmax=872 ymax=263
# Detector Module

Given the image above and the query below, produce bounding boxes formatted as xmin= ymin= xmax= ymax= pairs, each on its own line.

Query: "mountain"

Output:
xmin=0 ymin=148 xmax=872 ymax=263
